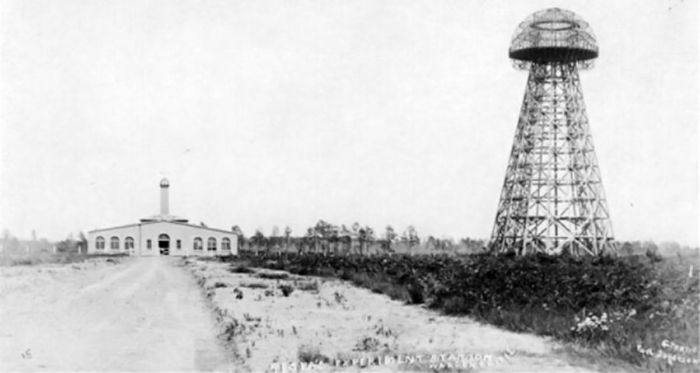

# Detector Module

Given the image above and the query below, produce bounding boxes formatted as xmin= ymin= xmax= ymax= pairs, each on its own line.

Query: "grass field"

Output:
xmin=231 ymin=251 xmax=700 ymax=372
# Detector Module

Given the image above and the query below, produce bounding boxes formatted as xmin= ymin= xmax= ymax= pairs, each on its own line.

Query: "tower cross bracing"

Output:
xmin=490 ymin=8 xmax=615 ymax=256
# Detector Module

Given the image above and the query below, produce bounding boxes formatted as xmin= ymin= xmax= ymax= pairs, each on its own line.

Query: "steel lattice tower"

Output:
xmin=490 ymin=8 xmax=615 ymax=256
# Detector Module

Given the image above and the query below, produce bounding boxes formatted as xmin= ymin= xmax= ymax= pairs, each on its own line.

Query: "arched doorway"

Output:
xmin=158 ymin=234 xmax=170 ymax=255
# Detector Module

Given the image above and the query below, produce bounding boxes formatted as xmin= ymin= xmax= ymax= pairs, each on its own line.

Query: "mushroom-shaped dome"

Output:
xmin=160 ymin=178 xmax=170 ymax=187
xmin=509 ymin=8 xmax=598 ymax=67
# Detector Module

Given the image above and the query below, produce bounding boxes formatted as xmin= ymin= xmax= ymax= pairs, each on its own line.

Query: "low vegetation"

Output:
xmin=234 ymin=251 xmax=699 ymax=372
xmin=239 ymin=282 xmax=269 ymax=289
xmin=0 ymin=252 xmax=128 ymax=266
xmin=256 ymin=272 xmax=290 ymax=280
xmin=230 ymin=265 xmax=255 ymax=274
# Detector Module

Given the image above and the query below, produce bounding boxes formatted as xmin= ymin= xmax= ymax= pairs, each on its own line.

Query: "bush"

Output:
xmin=233 ymin=288 xmax=244 ymax=299
xmin=279 ymin=284 xmax=294 ymax=297
xmin=230 ymin=265 xmax=255 ymax=274
xmin=240 ymin=282 xmax=268 ymax=289
xmin=298 ymin=281 xmax=319 ymax=292
xmin=297 ymin=344 xmax=329 ymax=363
xmin=257 ymin=272 xmax=290 ymax=280
xmin=353 ymin=337 xmax=381 ymax=352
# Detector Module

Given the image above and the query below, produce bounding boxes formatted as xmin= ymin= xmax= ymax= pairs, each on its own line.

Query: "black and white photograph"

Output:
xmin=0 ymin=0 xmax=698 ymax=372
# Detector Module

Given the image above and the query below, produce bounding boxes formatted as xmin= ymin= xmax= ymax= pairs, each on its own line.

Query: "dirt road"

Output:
xmin=0 ymin=258 xmax=232 ymax=372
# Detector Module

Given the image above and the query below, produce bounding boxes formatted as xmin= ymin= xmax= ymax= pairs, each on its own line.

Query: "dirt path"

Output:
xmin=0 ymin=258 xmax=232 ymax=372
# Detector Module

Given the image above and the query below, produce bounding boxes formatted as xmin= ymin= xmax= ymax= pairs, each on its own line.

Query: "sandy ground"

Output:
xmin=188 ymin=259 xmax=634 ymax=373
xmin=0 ymin=257 xmax=233 ymax=372
xmin=0 ymin=257 xmax=633 ymax=372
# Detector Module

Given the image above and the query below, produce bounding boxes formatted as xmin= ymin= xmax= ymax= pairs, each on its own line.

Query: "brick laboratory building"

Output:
xmin=87 ymin=179 xmax=237 ymax=257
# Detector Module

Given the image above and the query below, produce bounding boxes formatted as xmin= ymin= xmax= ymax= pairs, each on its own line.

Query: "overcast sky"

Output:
xmin=1 ymin=0 xmax=697 ymax=245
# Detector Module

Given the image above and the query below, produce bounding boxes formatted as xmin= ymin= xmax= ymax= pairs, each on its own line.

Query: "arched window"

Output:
xmin=110 ymin=236 xmax=120 ymax=250
xmin=96 ymin=236 xmax=105 ymax=250
xmin=221 ymin=238 xmax=231 ymax=251
xmin=125 ymin=237 xmax=134 ymax=250
xmin=207 ymin=237 xmax=217 ymax=251
xmin=193 ymin=237 xmax=203 ymax=251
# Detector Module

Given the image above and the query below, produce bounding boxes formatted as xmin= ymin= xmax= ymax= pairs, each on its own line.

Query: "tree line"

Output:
xmin=230 ymin=220 xmax=487 ymax=255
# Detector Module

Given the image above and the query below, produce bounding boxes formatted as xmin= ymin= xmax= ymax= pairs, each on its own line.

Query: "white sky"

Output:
xmin=1 ymin=0 xmax=697 ymax=245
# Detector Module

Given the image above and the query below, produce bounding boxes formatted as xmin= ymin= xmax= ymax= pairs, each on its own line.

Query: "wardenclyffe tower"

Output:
xmin=490 ymin=8 xmax=615 ymax=256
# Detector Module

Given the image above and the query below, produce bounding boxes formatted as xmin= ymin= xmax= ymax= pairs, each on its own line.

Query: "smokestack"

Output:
xmin=160 ymin=178 xmax=170 ymax=215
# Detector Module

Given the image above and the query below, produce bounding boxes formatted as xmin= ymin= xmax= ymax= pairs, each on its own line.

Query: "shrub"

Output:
xmin=298 ymin=281 xmax=319 ymax=292
xmin=279 ymin=284 xmax=294 ymax=297
xmin=240 ymin=282 xmax=269 ymax=289
xmin=257 ymin=272 xmax=290 ymax=280
xmin=334 ymin=291 xmax=346 ymax=304
xmin=220 ymin=319 xmax=244 ymax=342
xmin=297 ymin=345 xmax=329 ymax=363
xmin=230 ymin=265 xmax=255 ymax=274
xmin=233 ymin=288 xmax=244 ymax=299
xmin=353 ymin=337 xmax=381 ymax=352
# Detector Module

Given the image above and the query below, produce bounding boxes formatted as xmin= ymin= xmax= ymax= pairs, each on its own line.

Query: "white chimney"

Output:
xmin=160 ymin=178 xmax=170 ymax=216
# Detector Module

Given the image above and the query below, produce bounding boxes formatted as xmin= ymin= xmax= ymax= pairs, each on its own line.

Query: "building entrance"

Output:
xmin=158 ymin=234 xmax=170 ymax=255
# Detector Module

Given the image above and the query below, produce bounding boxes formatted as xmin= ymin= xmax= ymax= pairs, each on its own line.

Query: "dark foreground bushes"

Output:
xmin=234 ymin=251 xmax=699 ymax=371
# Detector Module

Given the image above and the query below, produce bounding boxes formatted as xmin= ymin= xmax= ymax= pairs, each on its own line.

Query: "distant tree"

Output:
xmin=250 ymin=230 xmax=266 ymax=254
xmin=403 ymin=226 xmax=420 ymax=255
xmin=643 ymin=240 xmax=662 ymax=262
xmin=78 ymin=232 xmax=88 ymax=254
xmin=56 ymin=233 xmax=80 ymax=254
xmin=425 ymin=235 xmax=436 ymax=252
xmin=339 ymin=225 xmax=352 ymax=254
xmin=620 ymin=241 xmax=634 ymax=256
xmin=643 ymin=240 xmax=659 ymax=253
xmin=271 ymin=226 xmax=280 ymax=238
xmin=329 ymin=225 xmax=340 ymax=254
xmin=459 ymin=237 xmax=487 ymax=254
xmin=313 ymin=220 xmax=335 ymax=255
xmin=358 ymin=226 xmax=375 ymax=255
xmin=658 ymin=241 xmax=682 ymax=256
xmin=350 ymin=222 xmax=361 ymax=254
xmin=1 ymin=230 xmax=20 ymax=253
xmin=231 ymin=226 xmax=245 ymax=250
xmin=383 ymin=225 xmax=397 ymax=252
xmin=284 ymin=226 xmax=292 ymax=252
xmin=304 ymin=227 xmax=316 ymax=254
xmin=2 ymin=229 xmax=11 ymax=251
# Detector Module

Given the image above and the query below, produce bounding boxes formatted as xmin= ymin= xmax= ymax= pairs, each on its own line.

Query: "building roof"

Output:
xmin=140 ymin=214 xmax=189 ymax=223
xmin=88 ymin=221 xmax=237 ymax=235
